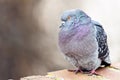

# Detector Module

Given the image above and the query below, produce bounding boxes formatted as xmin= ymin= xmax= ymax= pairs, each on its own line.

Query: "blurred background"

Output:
xmin=0 ymin=0 xmax=120 ymax=79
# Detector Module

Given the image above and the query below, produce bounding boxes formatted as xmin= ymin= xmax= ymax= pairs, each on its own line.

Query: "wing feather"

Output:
xmin=92 ymin=20 xmax=111 ymax=66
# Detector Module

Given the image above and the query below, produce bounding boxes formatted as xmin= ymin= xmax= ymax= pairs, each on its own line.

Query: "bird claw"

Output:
xmin=88 ymin=70 xmax=99 ymax=76
xmin=68 ymin=69 xmax=76 ymax=72
xmin=68 ymin=69 xmax=100 ymax=76
xmin=68 ymin=69 xmax=83 ymax=74
xmin=75 ymin=69 xmax=83 ymax=74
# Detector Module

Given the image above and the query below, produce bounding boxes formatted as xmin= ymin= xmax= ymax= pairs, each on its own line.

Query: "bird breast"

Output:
xmin=59 ymin=24 xmax=98 ymax=57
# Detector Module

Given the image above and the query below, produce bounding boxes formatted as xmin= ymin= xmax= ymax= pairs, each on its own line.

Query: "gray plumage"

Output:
xmin=59 ymin=9 xmax=111 ymax=73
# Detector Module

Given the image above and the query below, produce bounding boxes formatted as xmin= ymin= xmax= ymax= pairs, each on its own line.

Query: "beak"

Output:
xmin=59 ymin=22 xmax=65 ymax=28
xmin=59 ymin=25 xmax=62 ymax=28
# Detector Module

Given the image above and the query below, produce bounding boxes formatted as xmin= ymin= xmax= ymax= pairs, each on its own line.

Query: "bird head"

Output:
xmin=60 ymin=9 xmax=91 ymax=29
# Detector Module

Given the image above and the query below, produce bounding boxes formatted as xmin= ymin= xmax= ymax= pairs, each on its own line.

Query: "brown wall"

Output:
xmin=0 ymin=0 xmax=44 ymax=79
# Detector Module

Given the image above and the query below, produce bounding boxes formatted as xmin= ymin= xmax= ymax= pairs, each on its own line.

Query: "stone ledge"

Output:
xmin=21 ymin=63 xmax=120 ymax=80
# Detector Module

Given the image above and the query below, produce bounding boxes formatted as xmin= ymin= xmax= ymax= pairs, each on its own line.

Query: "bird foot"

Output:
xmin=88 ymin=70 xmax=99 ymax=76
xmin=68 ymin=69 xmax=100 ymax=76
xmin=68 ymin=69 xmax=83 ymax=74
xmin=75 ymin=69 xmax=83 ymax=74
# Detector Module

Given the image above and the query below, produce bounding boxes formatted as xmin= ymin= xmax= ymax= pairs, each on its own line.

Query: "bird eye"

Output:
xmin=67 ymin=16 xmax=71 ymax=20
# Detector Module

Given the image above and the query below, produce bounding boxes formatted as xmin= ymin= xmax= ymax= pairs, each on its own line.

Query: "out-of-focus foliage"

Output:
xmin=0 ymin=0 xmax=120 ymax=80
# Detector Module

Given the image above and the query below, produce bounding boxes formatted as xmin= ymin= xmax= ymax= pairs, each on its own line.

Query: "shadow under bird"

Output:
xmin=58 ymin=9 xmax=111 ymax=75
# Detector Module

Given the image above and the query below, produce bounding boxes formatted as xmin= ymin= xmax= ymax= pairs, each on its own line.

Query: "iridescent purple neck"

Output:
xmin=75 ymin=25 xmax=91 ymax=40
xmin=59 ymin=23 xmax=91 ymax=44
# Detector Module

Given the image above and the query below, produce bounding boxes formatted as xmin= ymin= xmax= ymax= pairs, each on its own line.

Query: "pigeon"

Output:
xmin=58 ymin=9 xmax=111 ymax=75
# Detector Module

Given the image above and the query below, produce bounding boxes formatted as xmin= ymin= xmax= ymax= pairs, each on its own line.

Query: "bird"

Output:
xmin=58 ymin=9 xmax=111 ymax=75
